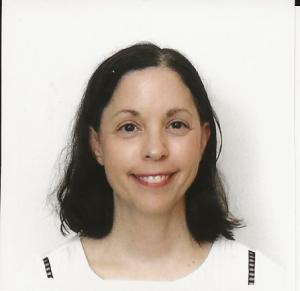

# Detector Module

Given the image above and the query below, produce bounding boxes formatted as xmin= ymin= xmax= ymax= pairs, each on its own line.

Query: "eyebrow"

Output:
xmin=113 ymin=108 xmax=192 ymax=118
xmin=166 ymin=108 xmax=192 ymax=118
xmin=113 ymin=109 xmax=140 ymax=118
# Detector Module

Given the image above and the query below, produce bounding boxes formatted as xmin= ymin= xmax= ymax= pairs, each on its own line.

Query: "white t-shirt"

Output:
xmin=14 ymin=236 xmax=285 ymax=291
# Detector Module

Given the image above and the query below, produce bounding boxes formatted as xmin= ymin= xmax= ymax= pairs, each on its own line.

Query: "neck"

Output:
xmin=80 ymin=197 xmax=213 ymax=281
xmin=105 ymin=197 xmax=198 ymax=261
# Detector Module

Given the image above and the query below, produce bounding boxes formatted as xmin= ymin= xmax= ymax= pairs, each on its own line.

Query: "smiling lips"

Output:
xmin=131 ymin=172 xmax=176 ymax=188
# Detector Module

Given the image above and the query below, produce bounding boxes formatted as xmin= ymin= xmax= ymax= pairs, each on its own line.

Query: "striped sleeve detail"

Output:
xmin=42 ymin=257 xmax=54 ymax=278
xmin=248 ymin=250 xmax=256 ymax=285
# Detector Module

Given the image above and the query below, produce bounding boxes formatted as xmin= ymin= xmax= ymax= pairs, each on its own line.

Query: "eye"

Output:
xmin=118 ymin=123 xmax=139 ymax=133
xmin=170 ymin=121 xmax=187 ymax=129
xmin=167 ymin=121 xmax=190 ymax=134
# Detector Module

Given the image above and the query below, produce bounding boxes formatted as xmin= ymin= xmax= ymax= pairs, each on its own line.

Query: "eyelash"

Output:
xmin=118 ymin=121 xmax=190 ymax=134
xmin=169 ymin=121 xmax=189 ymax=130
xmin=118 ymin=123 xmax=139 ymax=133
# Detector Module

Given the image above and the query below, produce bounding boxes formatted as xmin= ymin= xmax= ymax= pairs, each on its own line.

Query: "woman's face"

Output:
xmin=90 ymin=67 xmax=210 ymax=215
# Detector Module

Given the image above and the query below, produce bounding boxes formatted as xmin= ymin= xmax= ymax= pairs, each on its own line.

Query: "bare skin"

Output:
xmin=81 ymin=205 xmax=212 ymax=281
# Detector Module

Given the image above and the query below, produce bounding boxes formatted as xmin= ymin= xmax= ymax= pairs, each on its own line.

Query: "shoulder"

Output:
xmin=254 ymin=249 xmax=286 ymax=289
xmin=13 ymin=236 xmax=84 ymax=290
xmin=41 ymin=235 xmax=85 ymax=281
xmin=211 ymin=237 xmax=286 ymax=289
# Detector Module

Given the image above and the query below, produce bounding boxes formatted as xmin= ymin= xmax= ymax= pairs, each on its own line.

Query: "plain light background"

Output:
xmin=0 ymin=0 xmax=296 ymax=289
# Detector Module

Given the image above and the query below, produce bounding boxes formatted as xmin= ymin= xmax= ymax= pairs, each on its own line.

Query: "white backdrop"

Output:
xmin=0 ymin=0 xmax=296 ymax=289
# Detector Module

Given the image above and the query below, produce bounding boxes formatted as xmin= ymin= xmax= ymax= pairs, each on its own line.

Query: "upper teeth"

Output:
xmin=138 ymin=175 xmax=169 ymax=183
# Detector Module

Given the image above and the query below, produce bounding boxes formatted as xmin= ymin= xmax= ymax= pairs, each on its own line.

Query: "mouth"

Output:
xmin=130 ymin=172 xmax=177 ymax=188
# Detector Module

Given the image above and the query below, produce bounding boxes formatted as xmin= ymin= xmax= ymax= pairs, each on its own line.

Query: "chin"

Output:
xmin=134 ymin=198 xmax=185 ymax=216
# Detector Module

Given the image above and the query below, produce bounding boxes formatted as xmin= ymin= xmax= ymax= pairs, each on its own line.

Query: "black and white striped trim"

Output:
xmin=42 ymin=257 xmax=53 ymax=278
xmin=248 ymin=250 xmax=256 ymax=285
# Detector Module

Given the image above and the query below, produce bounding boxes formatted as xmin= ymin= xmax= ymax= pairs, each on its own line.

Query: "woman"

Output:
xmin=20 ymin=43 xmax=284 ymax=290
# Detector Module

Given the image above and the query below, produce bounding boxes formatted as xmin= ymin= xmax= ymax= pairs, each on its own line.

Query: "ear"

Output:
xmin=89 ymin=126 xmax=104 ymax=166
xmin=200 ymin=122 xmax=211 ymax=153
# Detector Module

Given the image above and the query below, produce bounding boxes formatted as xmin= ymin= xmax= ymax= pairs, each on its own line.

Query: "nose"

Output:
xmin=142 ymin=129 xmax=169 ymax=161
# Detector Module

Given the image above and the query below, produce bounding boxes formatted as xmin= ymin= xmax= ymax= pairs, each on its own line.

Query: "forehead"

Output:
xmin=107 ymin=66 xmax=197 ymax=112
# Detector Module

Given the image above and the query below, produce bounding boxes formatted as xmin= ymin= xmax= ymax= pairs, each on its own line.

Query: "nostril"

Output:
xmin=142 ymin=135 xmax=169 ymax=161
xmin=144 ymin=151 xmax=168 ymax=161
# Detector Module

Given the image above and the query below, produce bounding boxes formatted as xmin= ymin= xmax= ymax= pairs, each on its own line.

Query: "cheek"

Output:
xmin=102 ymin=139 xmax=138 ymax=172
xmin=171 ymin=133 xmax=203 ymax=167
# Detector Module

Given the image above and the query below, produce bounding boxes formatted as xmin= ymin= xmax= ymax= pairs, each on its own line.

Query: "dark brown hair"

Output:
xmin=55 ymin=42 xmax=242 ymax=242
